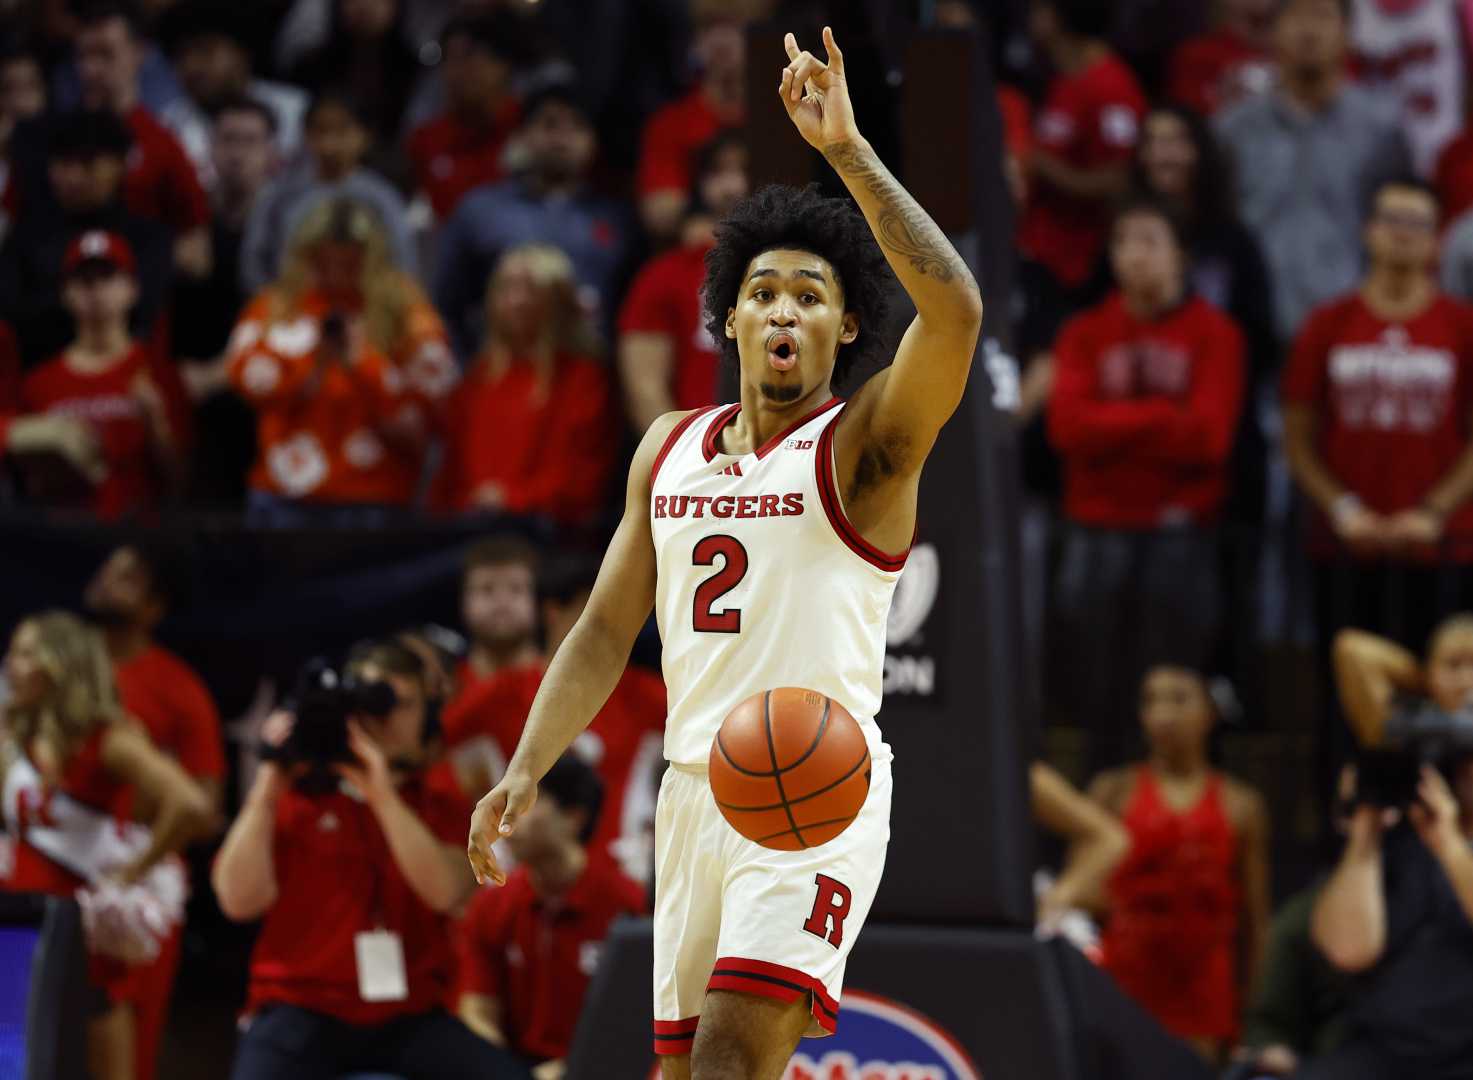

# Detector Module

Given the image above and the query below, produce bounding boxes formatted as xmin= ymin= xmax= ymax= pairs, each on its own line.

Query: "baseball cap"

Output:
xmin=63 ymin=230 xmax=136 ymax=277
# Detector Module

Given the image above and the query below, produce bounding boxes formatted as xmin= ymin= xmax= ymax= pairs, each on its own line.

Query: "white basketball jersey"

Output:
xmin=650 ymin=397 xmax=907 ymax=767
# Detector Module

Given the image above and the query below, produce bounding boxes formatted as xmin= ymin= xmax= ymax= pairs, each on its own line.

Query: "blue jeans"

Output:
xmin=229 ymin=1005 xmax=531 ymax=1080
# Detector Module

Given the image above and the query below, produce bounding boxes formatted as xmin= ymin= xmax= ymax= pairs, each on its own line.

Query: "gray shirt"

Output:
xmin=1215 ymin=83 xmax=1412 ymax=345
xmin=1441 ymin=208 xmax=1473 ymax=302
xmin=239 ymin=164 xmax=416 ymax=294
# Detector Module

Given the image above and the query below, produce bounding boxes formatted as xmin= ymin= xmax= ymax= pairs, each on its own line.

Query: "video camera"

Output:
xmin=1354 ymin=698 xmax=1473 ymax=808
xmin=266 ymin=658 xmax=397 ymax=778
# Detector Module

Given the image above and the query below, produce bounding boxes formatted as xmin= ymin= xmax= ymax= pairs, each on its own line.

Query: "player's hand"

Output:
xmin=468 ymin=770 xmax=538 ymax=886
xmin=780 ymin=27 xmax=860 ymax=151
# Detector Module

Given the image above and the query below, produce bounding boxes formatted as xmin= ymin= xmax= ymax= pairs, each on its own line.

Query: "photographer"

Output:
xmin=211 ymin=640 xmax=526 ymax=1080
xmin=1298 ymin=617 xmax=1473 ymax=1078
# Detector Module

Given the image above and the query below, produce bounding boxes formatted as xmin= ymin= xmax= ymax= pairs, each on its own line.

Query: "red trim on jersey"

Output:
xmin=700 ymin=403 xmax=742 ymax=461
xmin=706 ymin=956 xmax=840 ymax=1032
xmin=814 ymin=411 xmax=910 ymax=572
xmin=652 ymin=1016 xmax=701 ymax=1055
xmin=651 ymin=407 xmax=718 ymax=489
xmin=701 ymin=396 xmax=844 ymax=462
xmin=753 ymin=396 xmax=842 ymax=459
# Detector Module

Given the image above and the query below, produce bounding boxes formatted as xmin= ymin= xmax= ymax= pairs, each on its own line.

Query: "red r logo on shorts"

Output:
xmin=802 ymin=874 xmax=852 ymax=949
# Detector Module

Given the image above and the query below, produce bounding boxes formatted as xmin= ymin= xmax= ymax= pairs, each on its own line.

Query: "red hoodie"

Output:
xmin=1048 ymin=292 xmax=1245 ymax=528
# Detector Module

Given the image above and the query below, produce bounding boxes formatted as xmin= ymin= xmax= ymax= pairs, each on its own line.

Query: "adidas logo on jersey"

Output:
xmin=653 ymin=493 xmax=804 ymax=520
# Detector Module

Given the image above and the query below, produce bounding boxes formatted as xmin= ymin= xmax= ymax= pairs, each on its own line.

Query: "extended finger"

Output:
xmin=822 ymin=26 xmax=844 ymax=73
xmin=784 ymin=32 xmax=801 ymax=61
xmin=788 ymin=55 xmax=826 ymax=101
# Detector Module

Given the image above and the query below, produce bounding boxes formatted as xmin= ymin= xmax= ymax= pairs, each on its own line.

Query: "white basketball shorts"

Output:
xmin=650 ymin=752 xmax=892 ymax=1055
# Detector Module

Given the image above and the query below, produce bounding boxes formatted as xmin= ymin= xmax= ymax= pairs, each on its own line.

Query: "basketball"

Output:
xmin=708 ymin=688 xmax=872 ymax=850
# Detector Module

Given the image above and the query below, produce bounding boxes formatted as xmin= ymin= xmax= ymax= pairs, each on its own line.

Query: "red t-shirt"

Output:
xmin=114 ymin=645 xmax=224 ymax=782
xmin=407 ymin=101 xmax=521 ymax=220
xmin=457 ymin=851 xmax=646 ymax=1060
xmin=22 ymin=343 xmax=164 ymax=519
xmin=997 ymin=84 xmax=1032 ymax=160
xmin=1101 ymin=768 xmax=1240 ymax=1041
xmin=436 ymin=354 xmax=618 ymax=527
xmin=445 ymin=665 xmax=666 ymax=872
xmin=1283 ymin=291 xmax=1473 ymax=557
xmin=1436 ymin=130 xmax=1473 ymax=226
xmin=123 ymin=106 xmax=210 ymax=234
xmin=618 ymin=243 xmax=720 ymax=411
xmin=1166 ymin=29 xmax=1272 ymax=116
xmin=1047 ymin=292 xmax=1245 ymax=528
xmin=1019 ymin=55 xmax=1146 ymax=288
xmin=637 ymin=88 xmax=740 ymax=197
xmin=244 ymin=764 xmax=469 ymax=1025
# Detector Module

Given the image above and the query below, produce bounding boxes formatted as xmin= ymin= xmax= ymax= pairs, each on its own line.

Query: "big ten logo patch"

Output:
xmin=785 ymin=438 xmax=815 ymax=451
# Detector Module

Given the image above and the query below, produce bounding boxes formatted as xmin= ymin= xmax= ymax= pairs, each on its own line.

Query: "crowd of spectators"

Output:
xmin=5 ymin=0 xmax=1473 ymax=1077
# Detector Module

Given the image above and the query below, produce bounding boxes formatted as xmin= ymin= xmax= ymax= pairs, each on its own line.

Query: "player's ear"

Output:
xmin=725 ymin=307 xmax=737 ymax=340
xmin=839 ymin=312 xmax=859 ymax=346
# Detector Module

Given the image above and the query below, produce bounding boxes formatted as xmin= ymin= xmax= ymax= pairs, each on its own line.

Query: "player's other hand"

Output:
xmin=467 ymin=770 xmax=538 ymax=886
xmin=780 ymin=27 xmax=860 ymax=150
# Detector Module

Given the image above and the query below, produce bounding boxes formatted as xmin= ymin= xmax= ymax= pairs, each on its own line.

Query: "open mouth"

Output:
xmin=766 ymin=330 xmax=799 ymax=372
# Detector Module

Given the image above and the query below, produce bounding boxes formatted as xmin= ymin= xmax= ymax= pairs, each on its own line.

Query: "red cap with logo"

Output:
xmin=62 ymin=230 xmax=136 ymax=277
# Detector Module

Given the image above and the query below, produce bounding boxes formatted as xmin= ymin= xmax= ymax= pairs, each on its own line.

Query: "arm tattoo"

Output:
xmin=822 ymin=141 xmax=974 ymax=287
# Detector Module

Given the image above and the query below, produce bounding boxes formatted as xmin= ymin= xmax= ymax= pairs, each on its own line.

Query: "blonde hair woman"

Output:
xmin=225 ymin=198 xmax=457 ymax=516
xmin=435 ymin=244 xmax=617 ymax=527
xmin=1 ymin=612 xmax=212 ymax=1080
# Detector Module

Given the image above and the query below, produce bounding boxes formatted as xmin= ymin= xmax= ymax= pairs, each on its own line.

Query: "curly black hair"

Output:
xmin=703 ymin=184 xmax=893 ymax=390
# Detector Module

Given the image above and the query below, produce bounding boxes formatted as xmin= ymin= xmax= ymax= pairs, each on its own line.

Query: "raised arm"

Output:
xmin=466 ymin=411 xmax=681 ymax=885
xmin=781 ymin=28 xmax=983 ymax=460
xmin=1333 ymin=629 xmax=1422 ymax=747
xmin=1031 ymin=761 xmax=1130 ymax=921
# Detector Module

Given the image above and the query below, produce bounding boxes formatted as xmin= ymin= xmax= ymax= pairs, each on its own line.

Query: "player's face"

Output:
xmin=726 ymin=249 xmax=858 ymax=406
xmin=1139 ymin=667 xmax=1213 ymax=759
xmin=1365 ymin=187 xmax=1438 ymax=272
xmin=462 ymin=563 xmax=537 ymax=648
xmin=1427 ymin=628 xmax=1473 ymax=714
xmin=3 ymin=622 xmax=50 ymax=709
xmin=84 ymin=547 xmax=158 ymax=626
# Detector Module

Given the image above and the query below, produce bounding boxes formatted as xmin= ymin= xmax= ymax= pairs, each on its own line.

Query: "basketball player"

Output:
xmin=469 ymin=27 xmax=982 ymax=1079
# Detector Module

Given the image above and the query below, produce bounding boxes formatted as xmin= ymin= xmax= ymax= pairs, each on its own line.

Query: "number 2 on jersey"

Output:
xmin=692 ymin=535 xmax=748 ymax=633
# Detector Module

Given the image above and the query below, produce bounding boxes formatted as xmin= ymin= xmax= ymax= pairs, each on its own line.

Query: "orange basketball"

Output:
xmin=708 ymin=687 xmax=872 ymax=850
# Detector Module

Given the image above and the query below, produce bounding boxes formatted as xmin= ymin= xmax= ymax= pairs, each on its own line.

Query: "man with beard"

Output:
xmin=83 ymin=539 xmax=224 ymax=1080
xmin=433 ymin=76 xmax=634 ymax=359
xmin=455 ymin=535 xmax=543 ymax=694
